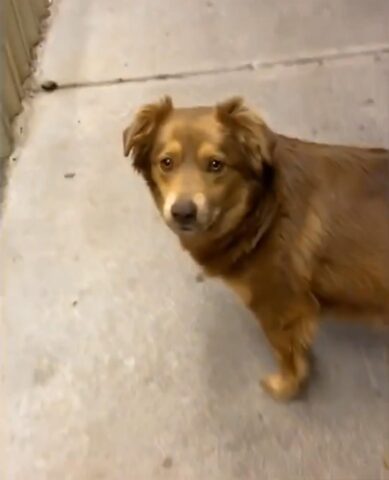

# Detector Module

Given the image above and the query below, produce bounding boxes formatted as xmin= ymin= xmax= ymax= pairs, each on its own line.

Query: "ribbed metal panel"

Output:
xmin=0 ymin=0 xmax=50 ymax=160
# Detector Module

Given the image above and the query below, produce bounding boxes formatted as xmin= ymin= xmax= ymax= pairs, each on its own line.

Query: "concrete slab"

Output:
xmin=37 ymin=0 xmax=389 ymax=84
xmin=3 ymin=53 xmax=389 ymax=480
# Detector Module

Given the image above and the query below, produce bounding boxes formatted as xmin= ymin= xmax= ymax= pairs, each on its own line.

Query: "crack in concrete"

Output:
xmin=36 ymin=43 xmax=389 ymax=92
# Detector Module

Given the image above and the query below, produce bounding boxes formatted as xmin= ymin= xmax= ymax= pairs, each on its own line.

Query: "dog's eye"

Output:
xmin=160 ymin=157 xmax=174 ymax=172
xmin=207 ymin=159 xmax=224 ymax=173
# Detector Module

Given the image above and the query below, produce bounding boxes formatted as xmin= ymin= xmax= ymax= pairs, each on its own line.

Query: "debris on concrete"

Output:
xmin=41 ymin=80 xmax=58 ymax=92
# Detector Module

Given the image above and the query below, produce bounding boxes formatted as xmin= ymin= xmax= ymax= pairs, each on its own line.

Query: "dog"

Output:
xmin=123 ymin=96 xmax=389 ymax=401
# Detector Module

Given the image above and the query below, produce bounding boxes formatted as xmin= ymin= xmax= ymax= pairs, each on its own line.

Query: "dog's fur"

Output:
xmin=123 ymin=96 xmax=389 ymax=400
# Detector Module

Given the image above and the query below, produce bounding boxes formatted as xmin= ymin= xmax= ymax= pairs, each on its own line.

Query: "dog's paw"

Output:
xmin=260 ymin=373 xmax=300 ymax=401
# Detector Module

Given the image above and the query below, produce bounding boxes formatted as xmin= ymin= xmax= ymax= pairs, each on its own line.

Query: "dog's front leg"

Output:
xmin=254 ymin=294 xmax=319 ymax=401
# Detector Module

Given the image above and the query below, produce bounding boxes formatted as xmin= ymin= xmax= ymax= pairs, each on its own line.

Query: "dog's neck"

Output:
xmin=180 ymin=185 xmax=279 ymax=276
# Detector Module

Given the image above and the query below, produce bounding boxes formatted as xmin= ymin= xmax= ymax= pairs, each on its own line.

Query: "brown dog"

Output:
xmin=123 ymin=96 xmax=389 ymax=401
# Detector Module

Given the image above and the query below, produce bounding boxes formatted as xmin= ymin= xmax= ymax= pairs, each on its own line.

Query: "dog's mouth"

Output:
xmin=177 ymin=224 xmax=197 ymax=234
xmin=170 ymin=208 xmax=222 ymax=237
xmin=160 ymin=193 xmax=223 ymax=237
xmin=170 ymin=222 xmax=204 ymax=236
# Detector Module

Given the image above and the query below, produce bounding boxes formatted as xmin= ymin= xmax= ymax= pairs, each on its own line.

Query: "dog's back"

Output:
xmin=273 ymin=136 xmax=389 ymax=314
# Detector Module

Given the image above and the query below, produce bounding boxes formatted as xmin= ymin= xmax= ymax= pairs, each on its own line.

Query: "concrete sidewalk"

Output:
xmin=2 ymin=1 xmax=389 ymax=479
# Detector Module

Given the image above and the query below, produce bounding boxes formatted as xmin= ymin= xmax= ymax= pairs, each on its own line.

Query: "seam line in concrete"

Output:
xmin=37 ymin=43 xmax=389 ymax=92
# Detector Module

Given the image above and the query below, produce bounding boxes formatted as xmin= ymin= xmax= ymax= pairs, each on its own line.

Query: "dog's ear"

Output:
xmin=123 ymin=96 xmax=173 ymax=173
xmin=216 ymin=97 xmax=275 ymax=173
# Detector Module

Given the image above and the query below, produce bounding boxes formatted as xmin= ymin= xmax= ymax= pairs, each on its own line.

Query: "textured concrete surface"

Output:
xmin=2 ymin=1 xmax=389 ymax=479
xmin=37 ymin=0 xmax=389 ymax=84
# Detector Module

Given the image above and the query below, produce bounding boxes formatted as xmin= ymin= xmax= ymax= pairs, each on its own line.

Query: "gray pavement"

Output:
xmin=2 ymin=1 xmax=389 ymax=479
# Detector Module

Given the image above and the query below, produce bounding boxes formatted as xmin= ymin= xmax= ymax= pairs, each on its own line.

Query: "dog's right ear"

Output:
xmin=122 ymin=96 xmax=173 ymax=173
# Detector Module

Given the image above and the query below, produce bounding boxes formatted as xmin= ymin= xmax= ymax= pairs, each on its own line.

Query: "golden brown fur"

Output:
xmin=123 ymin=96 xmax=389 ymax=400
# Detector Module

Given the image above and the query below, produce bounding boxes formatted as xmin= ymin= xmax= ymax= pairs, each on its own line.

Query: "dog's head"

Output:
xmin=123 ymin=96 xmax=275 ymax=240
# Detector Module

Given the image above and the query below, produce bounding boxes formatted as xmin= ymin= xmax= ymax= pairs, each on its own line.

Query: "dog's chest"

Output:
xmin=223 ymin=275 xmax=253 ymax=306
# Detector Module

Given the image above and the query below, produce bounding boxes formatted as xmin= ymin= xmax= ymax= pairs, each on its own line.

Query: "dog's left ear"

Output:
xmin=123 ymin=96 xmax=173 ymax=173
xmin=216 ymin=97 xmax=275 ymax=173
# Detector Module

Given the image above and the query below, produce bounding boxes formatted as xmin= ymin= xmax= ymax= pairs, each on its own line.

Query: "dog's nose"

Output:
xmin=171 ymin=199 xmax=197 ymax=225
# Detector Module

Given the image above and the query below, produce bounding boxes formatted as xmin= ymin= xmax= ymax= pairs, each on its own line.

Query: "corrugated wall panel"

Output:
xmin=0 ymin=0 xmax=50 ymax=160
